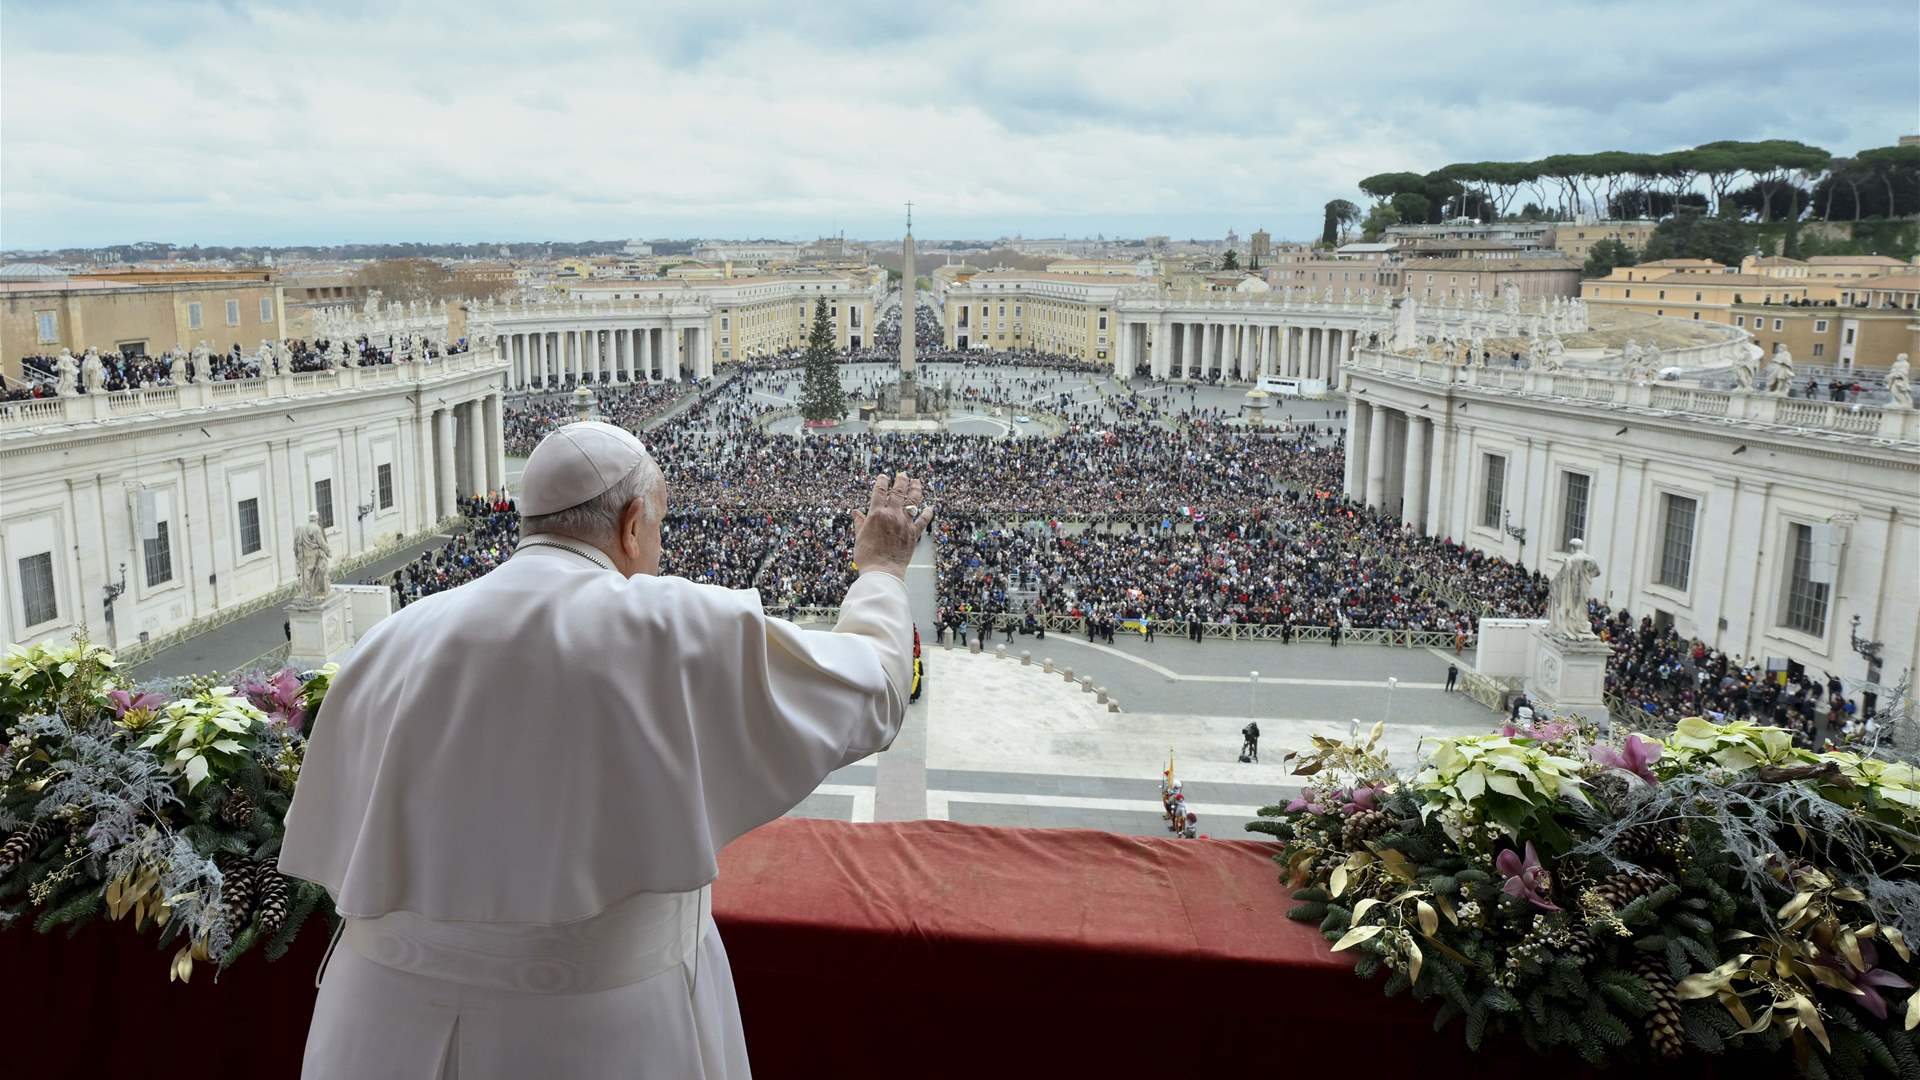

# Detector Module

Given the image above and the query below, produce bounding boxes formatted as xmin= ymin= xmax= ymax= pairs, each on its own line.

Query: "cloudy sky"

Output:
xmin=3 ymin=0 xmax=1914 ymax=249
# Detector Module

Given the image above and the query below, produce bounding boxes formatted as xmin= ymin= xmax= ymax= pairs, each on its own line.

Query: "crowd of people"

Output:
xmin=7 ymin=334 xmax=470 ymax=398
xmin=505 ymin=381 xmax=692 ymax=455
xmin=437 ymin=339 xmax=1879 ymax=737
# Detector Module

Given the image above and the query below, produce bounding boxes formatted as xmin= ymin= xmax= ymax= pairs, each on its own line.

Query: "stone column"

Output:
xmin=435 ymin=408 xmax=456 ymax=520
xmin=468 ymin=400 xmax=489 ymax=497
xmin=1330 ymin=328 xmax=1345 ymax=387
xmin=484 ymin=393 xmax=505 ymax=494
xmin=641 ymin=327 xmax=654 ymax=381
xmin=1345 ymin=399 xmax=1369 ymax=501
xmin=1365 ymin=404 xmax=1391 ymax=511
xmin=1403 ymin=415 xmax=1430 ymax=530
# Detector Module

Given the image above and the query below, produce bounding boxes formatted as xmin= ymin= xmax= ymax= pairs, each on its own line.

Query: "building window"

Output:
xmin=314 ymin=479 xmax=335 ymax=529
xmin=260 ymin=296 xmax=274 ymax=323
xmin=35 ymin=312 xmax=57 ymax=343
xmin=720 ymin=316 xmax=729 ymax=330
xmin=1658 ymin=290 xmax=1666 ymax=300
xmin=1845 ymin=327 xmax=1856 ymax=345
xmin=1559 ymin=472 xmax=1590 ymax=552
xmin=188 ymin=302 xmax=204 ymax=330
xmin=1656 ymin=494 xmax=1696 ymax=591
xmin=1097 ymin=315 xmax=1108 ymax=331
xmin=1693 ymin=312 xmax=1700 ymax=320
xmin=1815 ymin=320 xmax=1828 ymax=333
xmin=1773 ymin=318 xmax=1783 ymax=331
xmin=1479 ymin=454 xmax=1506 ymax=530
xmin=237 ymin=498 xmax=262 ymax=556
xmin=1734 ymin=315 xmax=1744 ymax=327
xmin=1812 ymin=343 xmax=1825 ymax=357
xmin=1782 ymin=523 xmax=1830 ymax=636
xmin=18 ymin=552 xmax=57 ymax=627
xmin=377 ymin=463 xmax=394 ymax=509
xmin=226 ymin=299 xmax=241 ymax=326
xmin=1694 ymin=292 xmax=1702 ymax=301
xmin=144 ymin=520 xmax=174 ymax=587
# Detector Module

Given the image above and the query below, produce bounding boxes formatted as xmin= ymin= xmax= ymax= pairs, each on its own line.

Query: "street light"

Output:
xmin=1249 ymin=670 xmax=1259 ymax=719
xmin=1384 ymin=676 xmax=1399 ymax=727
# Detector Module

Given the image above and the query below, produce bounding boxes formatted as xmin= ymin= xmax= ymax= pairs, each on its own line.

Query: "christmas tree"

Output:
xmin=797 ymin=297 xmax=845 ymax=424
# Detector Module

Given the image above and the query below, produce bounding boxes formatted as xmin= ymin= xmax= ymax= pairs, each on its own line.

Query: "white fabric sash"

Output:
xmin=341 ymin=886 xmax=711 ymax=995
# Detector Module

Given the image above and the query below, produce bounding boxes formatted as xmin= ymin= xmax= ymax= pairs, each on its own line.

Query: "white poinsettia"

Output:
xmin=1413 ymin=735 xmax=1590 ymax=836
xmin=137 ymin=687 xmax=268 ymax=791
xmin=1663 ymin=716 xmax=1813 ymax=773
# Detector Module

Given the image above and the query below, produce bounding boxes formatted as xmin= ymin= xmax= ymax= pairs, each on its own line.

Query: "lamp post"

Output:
xmin=1249 ymin=670 xmax=1259 ymax=719
xmin=1384 ymin=676 xmax=1399 ymax=727
xmin=101 ymin=563 xmax=128 ymax=649
xmin=1503 ymin=511 xmax=1528 ymax=567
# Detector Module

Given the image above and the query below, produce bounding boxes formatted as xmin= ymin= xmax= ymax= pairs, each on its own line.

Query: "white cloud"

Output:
xmin=1 ymin=0 xmax=1912 ymax=247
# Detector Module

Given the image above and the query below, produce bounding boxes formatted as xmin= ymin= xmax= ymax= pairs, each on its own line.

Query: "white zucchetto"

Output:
xmin=518 ymin=420 xmax=650 ymax=515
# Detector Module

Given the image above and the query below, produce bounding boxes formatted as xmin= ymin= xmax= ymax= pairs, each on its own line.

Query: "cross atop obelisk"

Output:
xmin=899 ymin=203 xmax=916 ymax=376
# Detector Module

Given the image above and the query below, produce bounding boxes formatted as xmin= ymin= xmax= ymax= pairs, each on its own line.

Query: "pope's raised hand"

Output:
xmin=851 ymin=471 xmax=932 ymax=580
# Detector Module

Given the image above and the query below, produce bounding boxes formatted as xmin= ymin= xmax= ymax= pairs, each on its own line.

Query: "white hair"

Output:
xmin=520 ymin=451 xmax=664 ymax=546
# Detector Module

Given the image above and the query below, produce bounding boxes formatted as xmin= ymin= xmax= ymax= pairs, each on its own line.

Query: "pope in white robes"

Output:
xmin=280 ymin=421 xmax=929 ymax=1079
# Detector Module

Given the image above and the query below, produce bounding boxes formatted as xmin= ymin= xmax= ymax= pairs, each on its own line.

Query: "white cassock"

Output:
xmin=280 ymin=533 xmax=913 ymax=1079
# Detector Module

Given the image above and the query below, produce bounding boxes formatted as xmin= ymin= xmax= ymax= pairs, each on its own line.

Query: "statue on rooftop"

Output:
xmin=54 ymin=348 xmax=78 ymax=396
xmin=1502 ymin=283 xmax=1521 ymax=317
xmin=1886 ymin=354 xmax=1912 ymax=409
xmin=1539 ymin=333 xmax=1566 ymax=371
xmin=81 ymin=347 xmax=104 ymax=392
xmin=1730 ymin=345 xmax=1758 ymax=391
xmin=1764 ymin=343 xmax=1795 ymax=395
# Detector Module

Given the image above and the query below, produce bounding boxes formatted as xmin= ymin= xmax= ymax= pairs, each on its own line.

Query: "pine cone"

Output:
xmin=1562 ymin=922 xmax=1598 ymax=965
xmin=1342 ymin=809 xmax=1392 ymax=849
xmin=1591 ymin=868 xmax=1663 ymax=911
xmin=1635 ymin=955 xmax=1686 ymax=1059
xmin=1585 ymin=772 xmax=1631 ymax=812
xmin=217 ymin=854 xmax=255 ymax=930
xmin=253 ymin=863 xmax=290 ymax=939
xmin=1615 ymin=822 xmax=1685 ymax=865
xmin=0 ymin=822 xmax=49 ymax=873
xmin=220 ymin=787 xmax=255 ymax=827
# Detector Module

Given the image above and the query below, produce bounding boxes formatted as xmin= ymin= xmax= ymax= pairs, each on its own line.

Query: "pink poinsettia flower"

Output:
xmin=1341 ymin=786 xmax=1379 ymax=814
xmin=1591 ymin=734 xmax=1663 ymax=785
xmin=107 ymin=688 xmax=168 ymax=716
xmin=1496 ymin=842 xmax=1561 ymax=911
xmin=1845 ymin=941 xmax=1912 ymax=1020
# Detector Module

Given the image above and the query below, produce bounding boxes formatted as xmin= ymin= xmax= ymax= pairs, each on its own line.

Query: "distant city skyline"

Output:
xmin=2 ymin=0 xmax=1914 ymax=250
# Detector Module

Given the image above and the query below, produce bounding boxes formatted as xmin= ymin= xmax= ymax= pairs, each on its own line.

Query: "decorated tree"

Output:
xmin=797 ymin=297 xmax=845 ymax=424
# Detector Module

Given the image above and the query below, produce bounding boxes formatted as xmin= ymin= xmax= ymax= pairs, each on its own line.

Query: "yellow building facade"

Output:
xmin=1 ymin=267 xmax=286 ymax=381
xmin=940 ymin=271 xmax=1137 ymax=360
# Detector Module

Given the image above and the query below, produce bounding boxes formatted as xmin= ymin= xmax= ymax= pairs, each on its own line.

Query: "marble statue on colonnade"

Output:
xmin=168 ymin=346 xmax=189 ymax=385
xmin=293 ymin=511 xmax=332 ymax=604
xmin=81 ymin=347 xmax=104 ymax=392
xmin=1548 ymin=539 xmax=1602 ymax=640
xmin=1764 ymin=343 xmax=1795 ymax=395
xmin=1538 ymin=333 xmax=1566 ymax=371
xmin=1730 ymin=345 xmax=1757 ymax=391
xmin=1392 ymin=296 xmax=1419 ymax=352
xmin=1887 ymin=354 xmax=1912 ymax=409
xmin=54 ymin=348 xmax=77 ymax=396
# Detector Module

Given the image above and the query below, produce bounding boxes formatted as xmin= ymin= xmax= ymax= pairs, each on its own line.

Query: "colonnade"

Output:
xmin=1344 ymin=397 xmax=1440 ymax=534
xmin=493 ymin=323 xmax=711 ymax=392
xmin=1113 ymin=319 xmax=1364 ymax=385
xmin=421 ymin=391 xmax=507 ymax=519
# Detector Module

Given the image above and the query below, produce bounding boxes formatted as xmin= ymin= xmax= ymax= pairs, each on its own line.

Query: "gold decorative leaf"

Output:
xmin=1417 ymin=901 xmax=1439 ymax=937
xmin=1330 ymin=925 xmax=1385 ymax=952
xmin=1407 ymin=939 xmax=1424 ymax=984
xmin=1329 ymin=863 xmax=1349 ymax=898
xmin=1790 ymin=995 xmax=1830 ymax=1053
xmin=1351 ymin=898 xmax=1381 ymax=923
xmin=1905 ymin=990 xmax=1919 ymax=1032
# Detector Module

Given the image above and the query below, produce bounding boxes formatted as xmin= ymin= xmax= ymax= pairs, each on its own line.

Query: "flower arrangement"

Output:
xmin=0 ymin=635 xmax=334 ymax=981
xmin=1252 ymin=715 xmax=1920 ymax=1077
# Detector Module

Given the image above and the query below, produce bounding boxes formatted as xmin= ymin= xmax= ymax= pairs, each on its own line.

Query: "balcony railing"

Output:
xmin=1 ymin=349 xmax=506 ymax=434
xmin=1347 ymin=347 xmax=1920 ymax=446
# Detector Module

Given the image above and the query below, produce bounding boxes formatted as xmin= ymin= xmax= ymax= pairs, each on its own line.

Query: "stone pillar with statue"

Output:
xmin=1525 ymin=538 xmax=1612 ymax=726
xmin=286 ymin=511 xmax=352 ymax=669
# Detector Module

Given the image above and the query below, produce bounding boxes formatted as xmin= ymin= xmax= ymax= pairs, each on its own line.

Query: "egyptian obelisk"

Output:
xmin=897 ymin=202 xmax=917 ymax=413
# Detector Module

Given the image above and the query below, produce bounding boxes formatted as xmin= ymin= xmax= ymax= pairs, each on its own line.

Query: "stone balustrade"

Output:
xmin=0 ymin=348 xmax=505 ymax=433
xmin=1345 ymin=346 xmax=1920 ymax=445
